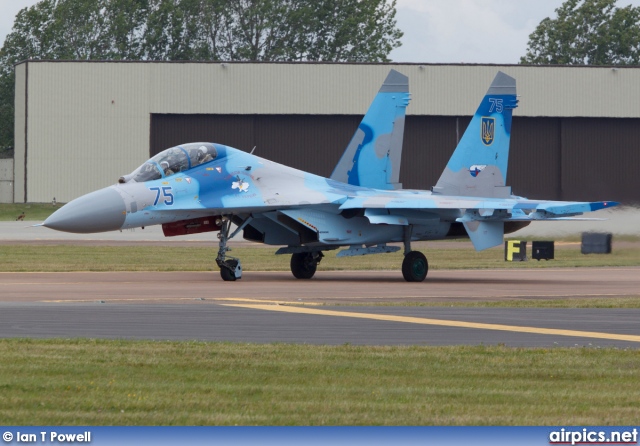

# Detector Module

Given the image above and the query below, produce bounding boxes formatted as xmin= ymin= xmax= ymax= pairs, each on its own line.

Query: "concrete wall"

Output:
xmin=13 ymin=62 xmax=25 ymax=203
xmin=0 ymin=159 xmax=13 ymax=203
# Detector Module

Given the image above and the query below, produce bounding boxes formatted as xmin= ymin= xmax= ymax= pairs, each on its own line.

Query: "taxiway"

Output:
xmin=1 ymin=268 xmax=639 ymax=348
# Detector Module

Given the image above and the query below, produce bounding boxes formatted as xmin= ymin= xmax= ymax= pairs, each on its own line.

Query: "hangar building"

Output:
xmin=11 ymin=61 xmax=640 ymax=204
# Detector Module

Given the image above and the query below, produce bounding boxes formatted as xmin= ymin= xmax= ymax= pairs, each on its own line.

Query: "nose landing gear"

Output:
xmin=216 ymin=216 xmax=248 ymax=281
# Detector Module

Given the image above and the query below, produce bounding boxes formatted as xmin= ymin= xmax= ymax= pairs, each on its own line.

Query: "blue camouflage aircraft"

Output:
xmin=43 ymin=70 xmax=618 ymax=282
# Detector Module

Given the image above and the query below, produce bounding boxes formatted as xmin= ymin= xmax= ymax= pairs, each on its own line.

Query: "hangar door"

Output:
xmin=151 ymin=114 xmax=640 ymax=204
xmin=150 ymin=114 xmax=361 ymax=180
xmin=150 ymin=114 xmax=468 ymax=193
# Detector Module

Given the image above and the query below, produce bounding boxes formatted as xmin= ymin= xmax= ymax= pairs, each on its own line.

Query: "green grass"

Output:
xmin=1 ymin=339 xmax=639 ymax=425
xmin=2 ymin=243 xmax=639 ymax=272
xmin=0 ymin=202 xmax=61 ymax=221
xmin=2 ymin=208 xmax=639 ymax=426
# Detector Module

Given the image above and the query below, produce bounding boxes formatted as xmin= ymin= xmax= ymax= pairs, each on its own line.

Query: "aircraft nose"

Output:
xmin=43 ymin=187 xmax=127 ymax=233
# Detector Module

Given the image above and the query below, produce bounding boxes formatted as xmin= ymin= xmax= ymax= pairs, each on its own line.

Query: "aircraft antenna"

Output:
xmin=250 ymin=146 xmax=256 ymax=154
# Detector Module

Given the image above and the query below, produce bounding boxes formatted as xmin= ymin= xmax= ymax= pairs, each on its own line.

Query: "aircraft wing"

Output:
xmin=336 ymin=190 xmax=618 ymax=251
xmin=338 ymin=191 xmax=616 ymax=217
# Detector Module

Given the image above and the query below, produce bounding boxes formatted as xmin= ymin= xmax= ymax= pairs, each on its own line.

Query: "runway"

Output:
xmin=1 ymin=268 xmax=640 ymax=348
xmin=1 ymin=302 xmax=640 ymax=348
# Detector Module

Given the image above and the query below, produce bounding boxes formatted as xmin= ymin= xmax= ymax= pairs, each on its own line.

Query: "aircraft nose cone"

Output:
xmin=43 ymin=187 xmax=126 ymax=233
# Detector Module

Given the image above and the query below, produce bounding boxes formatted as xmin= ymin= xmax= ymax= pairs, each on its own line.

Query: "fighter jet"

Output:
xmin=43 ymin=71 xmax=618 ymax=282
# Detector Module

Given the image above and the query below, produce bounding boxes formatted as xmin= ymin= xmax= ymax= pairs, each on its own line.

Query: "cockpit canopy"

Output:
xmin=120 ymin=143 xmax=218 ymax=183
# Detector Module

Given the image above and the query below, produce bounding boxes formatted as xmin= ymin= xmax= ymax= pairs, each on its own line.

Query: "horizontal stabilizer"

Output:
xmin=496 ymin=216 xmax=608 ymax=222
xmin=537 ymin=201 xmax=619 ymax=215
xmin=534 ymin=217 xmax=608 ymax=221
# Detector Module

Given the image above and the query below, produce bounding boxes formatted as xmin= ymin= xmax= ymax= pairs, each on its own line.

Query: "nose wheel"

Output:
xmin=219 ymin=258 xmax=242 ymax=281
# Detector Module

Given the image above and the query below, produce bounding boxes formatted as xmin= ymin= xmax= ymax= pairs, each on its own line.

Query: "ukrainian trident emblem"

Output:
xmin=481 ymin=117 xmax=495 ymax=146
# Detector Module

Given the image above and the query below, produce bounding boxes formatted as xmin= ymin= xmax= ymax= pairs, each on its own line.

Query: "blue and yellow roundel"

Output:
xmin=481 ymin=117 xmax=495 ymax=146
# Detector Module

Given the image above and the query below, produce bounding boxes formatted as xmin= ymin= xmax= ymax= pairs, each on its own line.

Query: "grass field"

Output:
xmin=2 ymin=243 xmax=639 ymax=273
xmin=1 ymin=339 xmax=639 ymax=425
xmin=0 ymin=202 xmax=60 ymax=221
xmin=2 ymin=205 xmax=640 ymax=426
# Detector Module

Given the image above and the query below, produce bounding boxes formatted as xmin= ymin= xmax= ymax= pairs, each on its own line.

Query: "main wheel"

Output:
xmin=290 ymin=252 xmax=318 ymax=279
xmin=401 ymin=251 xmax=428 ymax=282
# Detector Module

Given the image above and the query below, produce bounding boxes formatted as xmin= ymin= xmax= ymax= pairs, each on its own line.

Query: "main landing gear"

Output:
xmin=290 ymin=252 xmax=324 ymax=279
xmin=401 ymin=226 xmax=428 ymax=282
xmin=216 ymin=219 xmax=428 ymax=282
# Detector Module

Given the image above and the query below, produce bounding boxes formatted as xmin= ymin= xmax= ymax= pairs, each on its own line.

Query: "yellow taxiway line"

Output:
xmin=222 ymin=304 xmax=640 ymax=343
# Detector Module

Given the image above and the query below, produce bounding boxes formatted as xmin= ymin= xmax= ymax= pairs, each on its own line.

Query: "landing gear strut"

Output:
xmin=216 ymin=216 xmax=248 ymax=281
xmin=401 ymin=226 xmax=428 ymax=282
xmin=290 ymin=251 xmax=323 ymax=279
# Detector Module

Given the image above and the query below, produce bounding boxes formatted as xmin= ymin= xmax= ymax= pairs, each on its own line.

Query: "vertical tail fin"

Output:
xmin=433 ymin=71 xmax=518 ymax=198
xmin=330 ymin=69 xmax=410 ymax=190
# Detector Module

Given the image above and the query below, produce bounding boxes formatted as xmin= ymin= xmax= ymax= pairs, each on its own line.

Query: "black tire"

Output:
xmin=290 ymin=252 xmax=318 ymax=279
xmin=220 ymin=266 xmax=236 ymax=281
xmin=220 ymin=259 xmax=240 ymax=281
xmin=401 ymin=251 xmax=428 ymax=282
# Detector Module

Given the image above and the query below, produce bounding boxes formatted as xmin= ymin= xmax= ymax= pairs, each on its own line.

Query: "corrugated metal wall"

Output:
xmin=14 ymin=61 xmax=640 ymax=202
xmin=151 ymin=114 xmax=640 ymax=203
xmin=13 ymin=63 xmax=26 ymax=203
xmin=400 ymin=116 xmax=469 ymax=191
xmin=0 ymin=159 xmax=14 ymax=203
xmin=510 ymin=118 xmax=562 ymax=200
xmin=561 ymin=118 xmax=640 ymax=202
